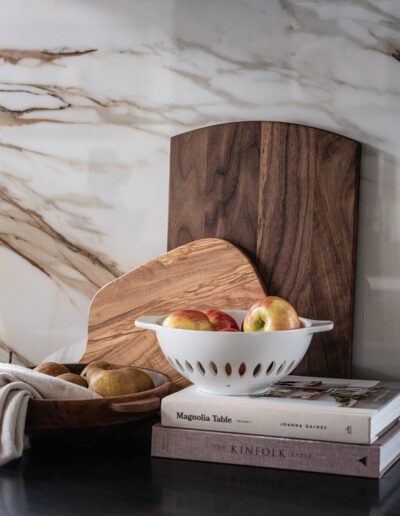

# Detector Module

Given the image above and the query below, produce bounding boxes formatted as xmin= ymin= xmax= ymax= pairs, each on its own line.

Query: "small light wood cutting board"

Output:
xmin=81 ymin=238 xmax=267 ymax=389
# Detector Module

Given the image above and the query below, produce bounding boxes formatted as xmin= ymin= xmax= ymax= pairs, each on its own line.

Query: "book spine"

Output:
xmin=152 ymin=425 xmax=381 ymax=478
xmin=161 ymin=396 xmax=372 ymax=444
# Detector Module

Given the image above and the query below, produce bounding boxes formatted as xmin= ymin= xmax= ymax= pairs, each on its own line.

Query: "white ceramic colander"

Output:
xmin=135 ymin=310 xmax=333 ymax=395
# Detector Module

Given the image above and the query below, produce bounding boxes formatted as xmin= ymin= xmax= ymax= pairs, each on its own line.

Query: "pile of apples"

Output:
xmin=162 ymin=296 xmax=301 ymax=332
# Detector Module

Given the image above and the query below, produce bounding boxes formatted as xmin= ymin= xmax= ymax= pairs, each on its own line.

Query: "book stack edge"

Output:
xmin=152 ymin=376 xmax=400 ymax=478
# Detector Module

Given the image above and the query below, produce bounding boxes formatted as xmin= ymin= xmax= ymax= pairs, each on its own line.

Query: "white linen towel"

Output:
xmin=0 ymin=363 xmax=99 ymax=466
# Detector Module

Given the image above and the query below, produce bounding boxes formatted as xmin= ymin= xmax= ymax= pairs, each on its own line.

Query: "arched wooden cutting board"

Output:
xmin=168 ymin=122 xmax=361 ymax=378
xmin=81 ymin=238 xmax=267 ymax=389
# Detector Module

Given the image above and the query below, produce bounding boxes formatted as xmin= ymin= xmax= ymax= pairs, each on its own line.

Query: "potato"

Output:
xmin=88 ymin=367 xmax=154 ymax=397
xmin=57 ymin=373 xmax=88 ymax=388
xmin=34 ymin=362 xmax=70 ymax=377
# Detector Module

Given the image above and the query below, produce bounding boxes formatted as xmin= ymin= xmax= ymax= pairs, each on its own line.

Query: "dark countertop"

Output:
xmin=1 ymin=423 xmax=400 ymax=516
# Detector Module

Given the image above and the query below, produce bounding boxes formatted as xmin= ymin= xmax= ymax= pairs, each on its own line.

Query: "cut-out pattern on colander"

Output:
xmin=197 ymin=361 xmax=206 ymax=375
xmin=175 ymin=358 xmax=184 ymax=371
xmin=253 ymin=364 xmax=262 ymax=377
xmin=266 ymin=361 xmax=276 ymax=375
xmin=209 ymin=362 xmax=218 ymax=375
xmin=185 ymin=361 xmax=193 ymax=373
xmin=239 ymin=363 xmax=246 ymax=376
xmin=225 ymin=363 xmax=232 ymax=376
xmin=276 ymin=361 xmax=286 ymax=374
xmin=286 ymin=360 xmax=295 ymax=373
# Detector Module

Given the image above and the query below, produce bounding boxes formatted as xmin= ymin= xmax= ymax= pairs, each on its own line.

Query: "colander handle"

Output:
xmin=110 ymin=396 xmax=161 ymax=414
xmin=134 ymin=316 xmax=162 ymax=331
xmin=307 ymin=319 xmax=334 ymax=334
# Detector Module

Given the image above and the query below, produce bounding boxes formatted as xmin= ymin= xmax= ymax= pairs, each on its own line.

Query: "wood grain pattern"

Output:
xmin=82 ymin=238 xmax=267 ymax=388
xmin=168 ymin=122 xmax=360 ymax=378
xmin=169 ymin=128 xmax=208 ymax=247
xmin=204 ymin=123 xmax=261 ymax=258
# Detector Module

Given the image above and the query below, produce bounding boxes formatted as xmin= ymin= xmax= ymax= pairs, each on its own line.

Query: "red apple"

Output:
xmin=162 ymin=310 xmax=214 ymax=331
xmin=243 ymin=296 xmax=301 ymax=332
xmin=202 ymin=309 xmax=239 ymax=331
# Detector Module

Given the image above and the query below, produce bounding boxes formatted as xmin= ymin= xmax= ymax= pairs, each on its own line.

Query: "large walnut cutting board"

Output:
xmin=81 ymin=238 xmax=266 ymax=388
xmin=168 ymin=122 xmax=361 ymax=378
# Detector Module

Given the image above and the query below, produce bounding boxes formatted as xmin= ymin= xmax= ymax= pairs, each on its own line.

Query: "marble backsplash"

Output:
xmin=0 ymin=0 xmax=399 ymax=378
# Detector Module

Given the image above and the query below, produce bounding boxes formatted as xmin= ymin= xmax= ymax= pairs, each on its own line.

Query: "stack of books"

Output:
xmin=152 ymin=376 xmax=400 ymax=478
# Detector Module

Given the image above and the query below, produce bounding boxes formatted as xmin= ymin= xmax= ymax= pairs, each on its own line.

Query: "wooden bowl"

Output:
xmin=26 ymin=364 xmax=172 ymax=444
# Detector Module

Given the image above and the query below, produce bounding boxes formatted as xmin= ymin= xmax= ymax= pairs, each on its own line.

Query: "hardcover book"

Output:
xmin=161 ymin=376 xmax=400 ymax=444
xmin=152 ymin=419 xmax=400 ymax=478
